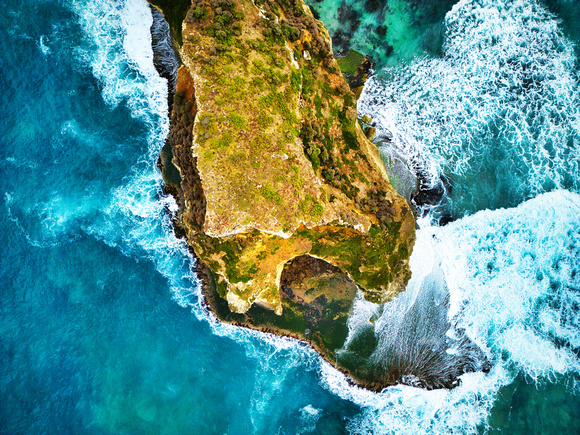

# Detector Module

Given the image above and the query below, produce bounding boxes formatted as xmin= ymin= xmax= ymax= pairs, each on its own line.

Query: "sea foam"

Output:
xmin=64 ymin=0 xmax=203 ymax=312
xmin=320 ymin=190 xmax=580 ymax=434
xmin=440 ymin=189 xmax=580 ymax=381
xmin=359 ymin=0 xmax=580 ymax=216
xmin=70 ymin=0 xmax=168 ymax=148
xmin=67 ymin=2 xmax=324 ymax=390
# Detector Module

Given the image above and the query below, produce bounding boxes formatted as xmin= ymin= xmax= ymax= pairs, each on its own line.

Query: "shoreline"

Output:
xmin=147 ymin=6 xmax=361 ymax=386
xmin=192 ymin=248 xmax=391 ymax=393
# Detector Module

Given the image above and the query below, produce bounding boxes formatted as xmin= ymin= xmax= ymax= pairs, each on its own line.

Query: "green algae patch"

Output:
xmin=335 ymin=49 xmax=372 ymax=95
xmin=336 ymin=49 xmax=366 ymax=75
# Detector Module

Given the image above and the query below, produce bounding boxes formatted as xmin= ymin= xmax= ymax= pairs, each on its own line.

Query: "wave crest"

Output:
xmin=359 ymin=0 xmax=580 ymax=216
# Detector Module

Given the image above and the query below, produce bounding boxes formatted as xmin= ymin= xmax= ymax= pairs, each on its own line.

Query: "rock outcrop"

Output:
xmin=152 ymin=0 xmax=416 ymax=390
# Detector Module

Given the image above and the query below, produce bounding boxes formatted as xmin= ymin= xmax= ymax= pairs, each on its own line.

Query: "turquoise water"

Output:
xmin=1 ymin=0 xmax=579 ymax=434
xmin=0 ymin=0 xmax=358 ymax=432
xmin=309 ymin=0 xmax=458 ymax=66
xmin=358 ymin=0 xmax=580 ymax=220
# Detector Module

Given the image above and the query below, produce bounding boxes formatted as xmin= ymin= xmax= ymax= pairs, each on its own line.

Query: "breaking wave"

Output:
xmin=359 ymin=0 xmax=580 ymax=218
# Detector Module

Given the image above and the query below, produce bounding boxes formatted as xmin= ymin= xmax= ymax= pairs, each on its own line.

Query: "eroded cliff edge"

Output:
xmin=152 ymin=0 xmax=416 ymax=390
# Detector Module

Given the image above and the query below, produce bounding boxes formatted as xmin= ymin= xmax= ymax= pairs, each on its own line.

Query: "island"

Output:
xmin=150 ymin=0 xmax=416 ymax=391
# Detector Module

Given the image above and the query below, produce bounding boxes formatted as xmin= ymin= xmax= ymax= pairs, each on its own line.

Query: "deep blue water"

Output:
xmin=1 ymin=0 xmax=579 ymax=434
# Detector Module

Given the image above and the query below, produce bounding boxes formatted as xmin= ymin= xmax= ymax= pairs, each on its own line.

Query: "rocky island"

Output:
xmin=151 ymin=0 xmax=416 ymax=390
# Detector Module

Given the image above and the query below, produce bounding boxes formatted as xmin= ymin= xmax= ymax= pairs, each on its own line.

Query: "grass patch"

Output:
xmin=209 ymin=132 xmax=233 ymax=149
xmin=290 ymin=164 xmax=303 ymax=190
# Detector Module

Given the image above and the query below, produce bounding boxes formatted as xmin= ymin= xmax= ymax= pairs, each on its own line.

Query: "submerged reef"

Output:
xmin=151 ymin=0 xmax=416 ymax=390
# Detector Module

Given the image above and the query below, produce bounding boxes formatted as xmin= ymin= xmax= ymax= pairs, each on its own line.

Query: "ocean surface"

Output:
xmin=1 ymin=0 xmax=578 ymax=433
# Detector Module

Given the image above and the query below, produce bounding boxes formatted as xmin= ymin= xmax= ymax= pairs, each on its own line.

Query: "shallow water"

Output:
xmin=309 ymin=0 xmax=458 ymax=66
xmin=1 ymin=0 xmax=579 ymax=433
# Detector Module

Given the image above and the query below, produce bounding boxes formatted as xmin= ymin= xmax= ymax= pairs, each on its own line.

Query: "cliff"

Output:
xmin=152 ymin=0 xmax=416 ymax=390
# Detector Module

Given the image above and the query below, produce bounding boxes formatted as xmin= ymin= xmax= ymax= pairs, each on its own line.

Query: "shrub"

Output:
xmin=257 ymin=112 xmax=273 ymax=130
xmin=341 ymin=125 xmax=358 ymax=150
xmin=209 ymin=132 xmax=232 ymax=149
xmin=260 ymin=186 xmax=282 ymax=205
xmin=290 ymin=164 xmax=302 ymax=190
xmin=228 ymin=113 xmax=246 ymax=129
xmin=302 ymin=68 xmax=313 ymax=96
xmin=311 ymin=202 xmax=324 ymax=217
xmin=314 ymin=94 xmax=323 ymax=117
xmin=322 ymin=169 xmax=335 ymax=181
xmin=290 ymin=69 xmax=301 ymax=93
xmin=310 ymin=147 xmax=320 ymax=170
xmin=190 ymin=6 xmax=208 ymax=21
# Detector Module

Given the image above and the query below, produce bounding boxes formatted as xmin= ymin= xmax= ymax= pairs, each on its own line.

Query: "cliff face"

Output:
xmin=154 ymin=0 xmax=416 ymax=389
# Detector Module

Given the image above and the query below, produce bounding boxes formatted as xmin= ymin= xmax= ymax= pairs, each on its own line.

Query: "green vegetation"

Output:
xmin=228 ymin=113 xmax=246 ymax=129
xmin=260 ymin=185 xmax=282 ymax=205
xmin=208 ymin=132 xmax=233 ymax=149
xmin=290 ymin=164 xmax=302 ymax=190
xmin=311 ymin=202 xmax=324 ymax=217
xmin=181 ymin=0 xmax=376 ymax=208
xmin=190 ymin=210 xmax=410 ymax=309
xmin=170 ymin=0 xmax=414 ymax=310
xmin=159 ymin=0 xmax=416 ymax=394
xmin=336 ymin=49 xmax=366 ymax=75
xmin=290 ymin=69 xmax=301 ymax=93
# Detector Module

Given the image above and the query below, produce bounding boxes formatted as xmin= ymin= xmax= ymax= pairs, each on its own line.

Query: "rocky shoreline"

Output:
xmin=149 ymin=0 xmax=420 ymax=391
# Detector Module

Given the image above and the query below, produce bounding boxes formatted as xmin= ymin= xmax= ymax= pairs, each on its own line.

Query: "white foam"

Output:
xmin=59 ymin=2 xmax=580 ymax=434
xmin=318 ymin=190 xmax=580 ymax=433
xmin=67 ymin=2 xmax=333 ymax=386
xmin=297 ymin=405 xmax=322 ymax=434
xmin=69 ymin=0 xmax=169 ymax=151
xmin=341 ymin=8 xmax=580 ymax=427
xmin=320 ymin=358 xmax=511 ymax=434
xmin=359 ymin=0 xmax=580 ymax=198
xmin=4 ymin=188 xmax=88 ymax=248
xmin=39 ymin=35 xmax=51 ymax=55
xmin=343 ymin=291 xmax=380 ymax=348
xmin=439 ymin=190 xmax=580 ymax=380
xmin=58 ymin=0 xmax=199 ymax=311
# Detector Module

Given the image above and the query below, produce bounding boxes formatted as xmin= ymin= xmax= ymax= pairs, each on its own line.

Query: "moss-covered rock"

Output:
xmin=336 ymin=49 xmax=372 ymax=97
